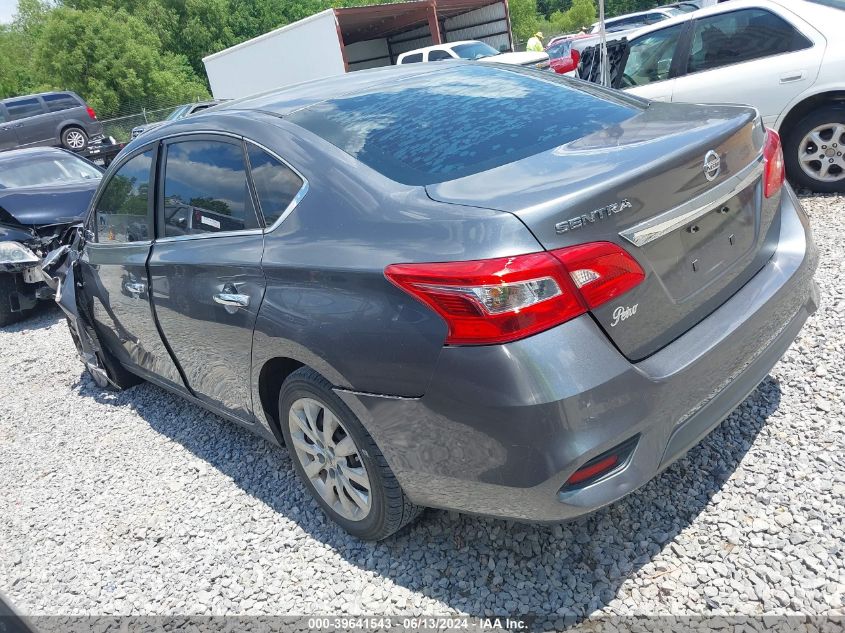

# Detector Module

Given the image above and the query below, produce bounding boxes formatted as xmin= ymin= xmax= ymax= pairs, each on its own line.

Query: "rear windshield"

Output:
xmin=287 ymin=65 xmax=638 ymax=185
xmin=0 ymin=153 xmax=101 ymax=189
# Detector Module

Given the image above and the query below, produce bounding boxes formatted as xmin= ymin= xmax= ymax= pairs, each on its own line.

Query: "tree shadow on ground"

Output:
xmin=74 ymin=370 xmax=782 ymax=621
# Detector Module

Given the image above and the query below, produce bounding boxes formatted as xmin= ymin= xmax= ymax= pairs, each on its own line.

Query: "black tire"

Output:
xmin=278 ymin=367 xmax=421 ymax=540
xmin=61 ymin=126 xmax=88 ymax=152
xmin=783 ymin=105 xmax=845 ymax=194
xmin=0 ymin=273 xmax=34 ymax=327
xmin=66 ymin=318 xmax=142 ymax=390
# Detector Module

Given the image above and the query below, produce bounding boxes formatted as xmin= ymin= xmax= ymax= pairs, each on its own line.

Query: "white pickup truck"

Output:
xmin=396 ymin=40 xmax=550 ymax=70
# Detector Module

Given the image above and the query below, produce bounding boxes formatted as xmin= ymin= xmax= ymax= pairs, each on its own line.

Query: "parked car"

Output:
xmin=0 ymin=147 xmax=102 ymax=325
xmin=130 ymin=100 xmax=223 ymax=140
xmin=397 ymin=40 xmax=550 ymax=69
xmin=546 ymin=36 xmax=589 ymax=74
xmin=0 ymin=91 xmax=104 ymax=153
xmin=48 ymin=63 xmax=817 ymax=540
xmin=589 ymin=7 xmax=684 ymax=33
xmin=617 ymin=0 xmax=845 ymax=192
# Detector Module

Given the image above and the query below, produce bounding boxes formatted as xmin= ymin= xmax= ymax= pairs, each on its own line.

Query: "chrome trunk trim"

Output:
xmin=619 ymin=153 xmax=765 ymax=248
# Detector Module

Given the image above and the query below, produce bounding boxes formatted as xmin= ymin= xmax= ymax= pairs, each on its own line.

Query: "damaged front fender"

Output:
xmin=39 ymin=229 xmax=113 ymax=388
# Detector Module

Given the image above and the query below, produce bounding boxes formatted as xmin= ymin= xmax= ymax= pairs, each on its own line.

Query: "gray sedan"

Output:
xmin=50 ymin=63 xmax=817 ymax=539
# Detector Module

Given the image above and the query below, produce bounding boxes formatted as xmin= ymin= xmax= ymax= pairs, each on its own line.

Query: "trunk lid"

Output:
xmin=426 ymin=102 xmax=779 ymax=360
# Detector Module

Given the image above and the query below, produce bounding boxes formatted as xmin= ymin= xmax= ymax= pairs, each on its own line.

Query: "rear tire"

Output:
xmin=783 ymin=105 xmax=845 ymax=193
xmin=0 ymin=273 xmax=34 ymax=327
xmin=61 ymin=126 xmax=88 ymax=152
xmin=278 ymin=367 xmax=421 ymax=540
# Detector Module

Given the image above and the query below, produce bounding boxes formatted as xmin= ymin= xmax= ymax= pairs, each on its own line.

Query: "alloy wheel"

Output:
xmin=797 ymin=123 xmax=845 ymax=183
xmin=66 ymin=130 xmax=86 ymax=150
xmin=287 ymin=397 xmax=372 ymax=521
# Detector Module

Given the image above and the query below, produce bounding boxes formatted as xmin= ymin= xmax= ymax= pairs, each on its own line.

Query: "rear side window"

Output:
xmin=400 ymin=53 xmax=423 ymax=64
xmin=246 ymin=144 xmax=304 ymax=227
xmin=96 ymin=151 xmax=153 ymax=243
xmin=687 ymin=9 xmax=812 ymax=74
xmin=162 ymin=139 xmax=260 ymax=237
xmin=4 ymin=98 xmax=44 ymax=121
xmin=287 ymin=64 xmax=637 ymax=185
xmin=428 ymin=50 xmax=453 ymax=61
xmin=42 ymin=93 xmax=81 ymax=113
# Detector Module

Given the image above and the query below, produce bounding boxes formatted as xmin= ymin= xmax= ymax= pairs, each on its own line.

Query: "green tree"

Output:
xmin=32 ymin=6 xmax=209 ymax=116
xmin=549 ymin=0 xmax=596 ymax=34
xmin=509 ymin=0 xmax=540 ymax=42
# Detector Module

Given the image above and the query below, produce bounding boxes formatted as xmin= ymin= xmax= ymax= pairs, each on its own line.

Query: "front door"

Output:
xmin=621 ymin=23 xmax=686 ymax=102
xmin=79 ymin=146 xmax=185 ymax=389
xmin=148 ymin=136 xmax=266 ymax=421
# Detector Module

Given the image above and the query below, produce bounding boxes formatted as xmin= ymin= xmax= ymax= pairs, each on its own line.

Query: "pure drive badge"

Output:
xmin=555 ymin=199 xmax=632 ymax=234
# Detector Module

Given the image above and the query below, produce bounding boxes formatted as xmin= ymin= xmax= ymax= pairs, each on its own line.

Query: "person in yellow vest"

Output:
xmin=526 ymin=32 xmax=544 ymax=52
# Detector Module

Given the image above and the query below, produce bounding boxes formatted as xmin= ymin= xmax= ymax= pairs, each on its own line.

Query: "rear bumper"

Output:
xmin=337 ymin=185 xmax=818 ymax=521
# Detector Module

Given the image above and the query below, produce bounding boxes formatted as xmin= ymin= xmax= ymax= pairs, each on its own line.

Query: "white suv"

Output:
xmin=618 ymin=0 xmax=845 ymax=192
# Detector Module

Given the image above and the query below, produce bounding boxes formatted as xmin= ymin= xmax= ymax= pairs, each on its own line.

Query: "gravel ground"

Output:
xmin=0 ymin=194 xmax=843 ymax=621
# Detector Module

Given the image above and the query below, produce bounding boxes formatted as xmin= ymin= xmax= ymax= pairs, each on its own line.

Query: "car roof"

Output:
xmin=603 ymin=7 xmax=674 ymax=22
xmin=622 ymin=0 xmax=835 ymax=40
xmin=0 ymin=146 xmax=75 ymax=163
xmin=1 ymin=91 xmax=79 ymax=103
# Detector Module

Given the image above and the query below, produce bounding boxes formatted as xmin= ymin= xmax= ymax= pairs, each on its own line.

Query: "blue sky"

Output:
xmin=0 ymin=0 xmax=15 ymax=24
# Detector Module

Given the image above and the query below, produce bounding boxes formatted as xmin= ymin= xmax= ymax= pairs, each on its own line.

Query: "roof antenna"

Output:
xmin=598 ymin=0 xmax=609 ymax=87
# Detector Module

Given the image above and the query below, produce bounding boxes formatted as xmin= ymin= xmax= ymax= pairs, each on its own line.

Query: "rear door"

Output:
xmin=621 ymin=22 xmax=688 ymax=102
xmin=80 ymin=146 xmax=185 ymax=388
xmin=669 ymin=7 xmax=824 ymax=126
xmin=148 ymin=135 xmax=266 ymax=421
xmin=3 ymin=96 xmax=53 ymax=147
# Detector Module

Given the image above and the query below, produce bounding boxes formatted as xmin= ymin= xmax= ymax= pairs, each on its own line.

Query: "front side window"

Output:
xmin=42 ymin=93 xmax=81 ymax=113
xmin=5 ymin=98 xmax=43 ymax=121
xmin=622 ymin=24 xmax=683 ymax=87
xmin=687 ymin=9 xmax=812 ymax=74
xmin=247 ymin=144 xmax=304 ymax=227
xmin=162 ymin=139 xmax=260 ymax=237
xmin=95 ymin=151 xmax=153 ymax=243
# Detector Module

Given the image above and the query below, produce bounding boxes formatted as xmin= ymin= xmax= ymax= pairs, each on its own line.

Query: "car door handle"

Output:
xmin=780 ymin=72 xmax=805 ymax=83
xmin=124 ymin=281 xmax=146 ymax=294
xmin=213 ymin=292 xmax=250 ymax=308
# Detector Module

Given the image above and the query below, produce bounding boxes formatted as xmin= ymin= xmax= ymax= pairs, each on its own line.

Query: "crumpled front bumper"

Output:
xmin=337 ymin=184 xmax=819 ymax=522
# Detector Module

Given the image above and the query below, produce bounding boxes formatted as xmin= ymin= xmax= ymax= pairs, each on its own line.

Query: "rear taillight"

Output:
xmin=571 ymin=48 xmax=580 ymax=68
xmin=763 ymin=128 xmax=785 ymax=199
xmin=86 ymin=106 xmax=97 ymax=120
xmin=385 ymin=242 xmax=644 ymax=345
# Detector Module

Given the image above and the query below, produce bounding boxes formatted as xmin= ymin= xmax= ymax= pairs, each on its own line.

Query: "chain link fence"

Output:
xmin=99 ymin=105 xmax=181 ymax=143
